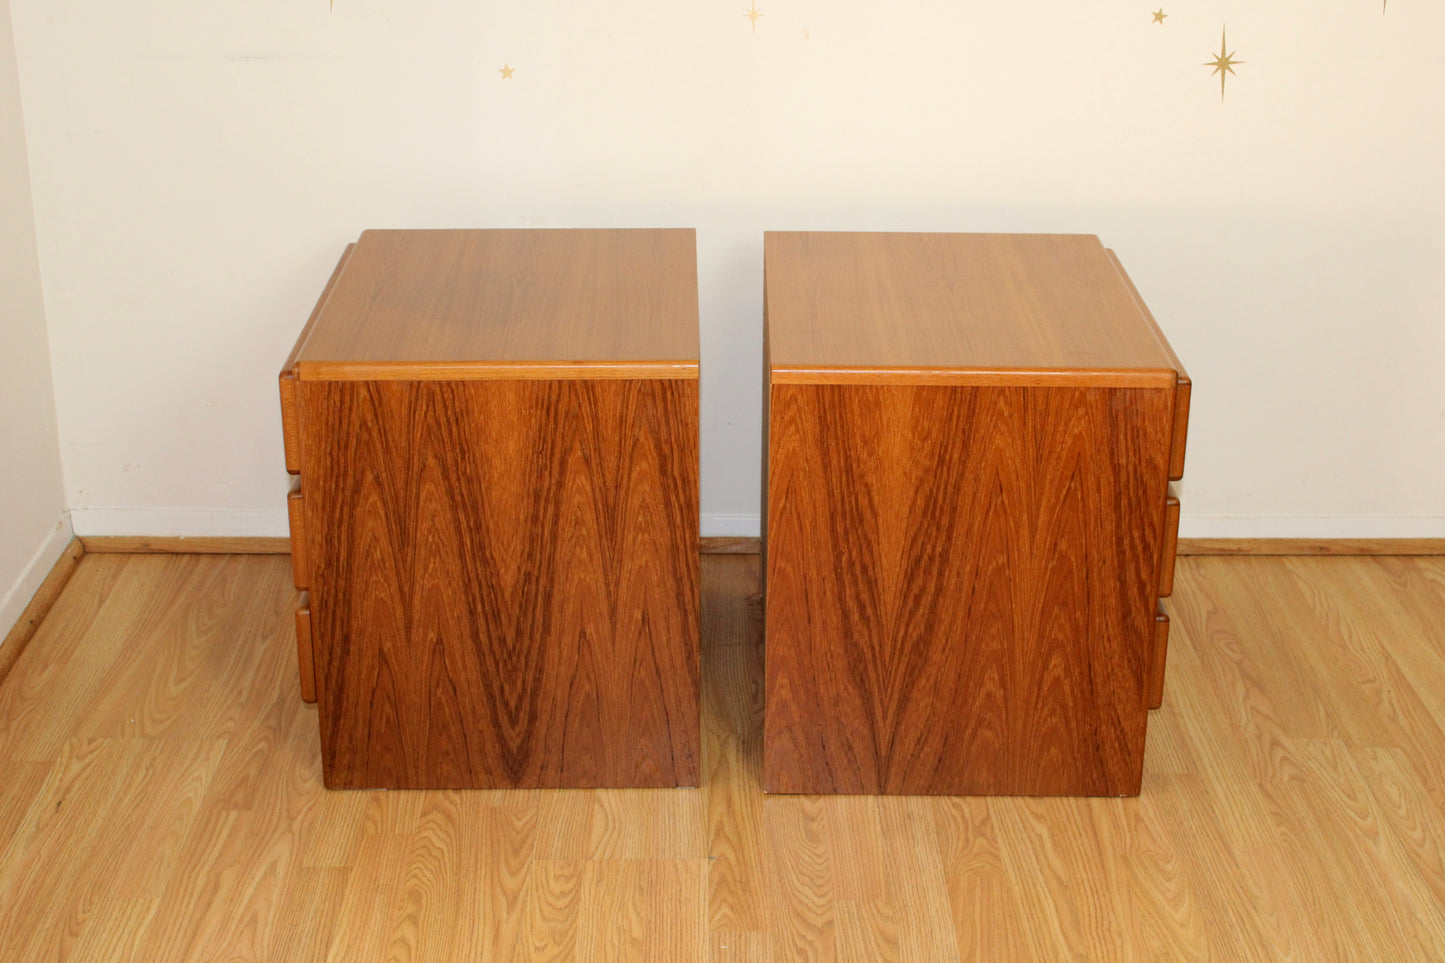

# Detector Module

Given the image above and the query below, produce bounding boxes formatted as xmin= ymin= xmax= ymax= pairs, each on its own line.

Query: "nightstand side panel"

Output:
xmin=300 ymin=378 xmax=701 ymax=789
xmin=763 ymin=381 xmax=1173 ymax=796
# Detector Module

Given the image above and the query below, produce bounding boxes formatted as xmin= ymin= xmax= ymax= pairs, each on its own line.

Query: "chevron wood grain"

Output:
xmin=764 ymin=382 xmax=1174 ymax=796
xmin=299 ymin=378 xmax=700 ymax=790
xmin=279 ymin=229 xmax=701 ymax=790
xmin=762 ymin=232 xmax=1189 ymax=797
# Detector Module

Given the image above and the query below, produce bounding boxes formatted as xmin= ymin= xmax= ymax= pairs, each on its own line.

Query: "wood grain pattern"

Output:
xmin=81 ymin=536 xmax=292 ymax=555
xmin=287 ymin=482 xmax=308 ymax=590
xmin=0 ymin=537 xmax=83 ymax=687
xmin=1150 ymin=605 xmax=1170 ymax=710
xmin=1159 ymin=486 xmax=1180 ymax=598
xmin=699 ymin=537 xmax=763 ymax=555
xmin=1167 ymin=376 xmax=1191 ymax=480
xmin=296 ymin=595 xmax=315 ymax=704
xmin=701 ymin=557 xmax=767 ymax=941
xmin=279 ymin=371 xmax=301 ymax=474
xmin=764 ymin=382 xmax=1174 ymax=795
xmin=291 ymin=230 xmax=699 ymax=379
xmin=3 ymin=553 xmax=1445 ymax=960
xmin=763 ymin=232 xmax=1191 ymax=795
xmin=1179 ymin=538 xmax=1445 ymax=556
xmin=760 ymin=268 xmax=772 ymax=598
xmin=299 ymin=360 xmax=699 ymax=382
xmin=763 ymin=232 xmax=1182 ymax=378
xmin=299 ymin=378 xmax=700 ymax=789
xmin=771 ymin=366 xmax=1176 ymax=389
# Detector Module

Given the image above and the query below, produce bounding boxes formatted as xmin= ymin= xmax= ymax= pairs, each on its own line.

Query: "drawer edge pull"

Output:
xmin=288 ymin=486 xmax=309 ymax=590
xmin=1160 ymin=486 xmax=1181 ymax=598
xmin=1170 ymin=375 xmax=1190 ymax=481
xmin=296 ymin=596 xmax=316 ymax=704
xmin=279 ymin=371 xmax=301 ymax=475
xmin=1149 ymin=605 xmax=1170 ymax=710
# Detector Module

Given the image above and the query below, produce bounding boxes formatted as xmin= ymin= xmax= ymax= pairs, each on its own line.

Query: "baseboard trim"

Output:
xmin=0 ymin=537 xmax=85 ymax=687
xmin=1178 ymin=538 xmax=1445 ymax=556
xmin=0 ymin=517 xmax=75 ymax=641
xmin=81 ymin=536 xmax=293 ymax=555
xmin=69 ymin=508 xmax=291 ymax=539
xmin=699 ymin=514 xmax=761 ymax=538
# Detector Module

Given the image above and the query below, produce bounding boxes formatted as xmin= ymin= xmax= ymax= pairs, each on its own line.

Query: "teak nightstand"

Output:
xmin=761 ymin=232 xmax=1190 ymax=796
xmin=279 ymin=229 xmax=701 ymax=790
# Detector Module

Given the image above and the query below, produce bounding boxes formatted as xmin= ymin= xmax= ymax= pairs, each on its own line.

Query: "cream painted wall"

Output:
xmin=0 ymin=0 xmax=69 ymax=639
xmin=8 ymin=0 xmax=1445 ymax=538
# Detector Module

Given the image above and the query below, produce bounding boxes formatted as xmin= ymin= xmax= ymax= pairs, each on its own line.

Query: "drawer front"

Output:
xmin=1159 ymin=484 xmax=1181 ymax=598
xmin=279 ymin=371 xmax=302 ymax=475
xmin=1149 ymin=604 xmax=1170 ymax=710
xmin=1169 ymin=375 xmax=1190 ymax=481
xmin=295 ymin=594 xmax=316 ymax=704
xmin=288 ymin=481 xmax=309 ymax=591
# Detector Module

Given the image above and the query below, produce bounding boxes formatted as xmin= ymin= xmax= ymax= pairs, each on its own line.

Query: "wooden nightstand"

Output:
xmin=762 ymin=232 xmax=1189 ymax=796
xmin=279 ymin=229 xmax=701 ymax=790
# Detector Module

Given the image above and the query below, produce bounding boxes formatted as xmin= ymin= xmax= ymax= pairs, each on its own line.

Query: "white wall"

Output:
xmin=8 ymin=0 xmax=1445 ymax=539
xmin=0 ymin=0 xmax=69 ymax=640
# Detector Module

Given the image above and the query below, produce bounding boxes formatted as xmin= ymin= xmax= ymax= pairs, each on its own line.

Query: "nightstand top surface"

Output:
xmin=292 ymin=229 xmax=699 ymax=380
xmin=764 ymin=232 xmax=1182 ymax=386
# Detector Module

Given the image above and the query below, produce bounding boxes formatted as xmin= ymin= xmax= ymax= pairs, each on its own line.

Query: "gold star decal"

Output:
xmin=1153 ymin=9 xmax=1167 ymax=24
xmin=499 ymin=64 xmax=515 ymax=79
xmin=1204 ymin=27 xmax=1243 ymax=100
xmin=744 ymin=3 xmax=763 ymax=35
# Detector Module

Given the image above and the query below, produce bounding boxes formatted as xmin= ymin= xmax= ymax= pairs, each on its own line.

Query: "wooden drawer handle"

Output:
xmin=1159 ymin=485 xmax=1180 ymax=598
xmin=279 ymin=371 xmax=301 ymax=475
xmin=1170 ymin=375 xmax=1190 ymax=481
xmin=1149 ymin=604 xmax=1170 ymax=710
xmin=295 ymin=594 xmax=316 ymax=704
xmin=288 ymin=483 xmax=309 ymax=591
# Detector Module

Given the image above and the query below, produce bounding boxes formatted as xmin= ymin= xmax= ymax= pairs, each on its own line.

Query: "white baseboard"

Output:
xmin=701 ymin=513 xmax=761 ymax=538
xmin=71 ymin=508 xmax=292 ymax=538
xmin=0 ymin=514 xmax=75 ymax=642
xmin=1178 ymin=515 xmax=1445 ymax=539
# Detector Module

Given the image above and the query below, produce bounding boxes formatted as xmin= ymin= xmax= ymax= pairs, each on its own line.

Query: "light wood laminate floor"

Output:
xmin=1 ymin=553 xmax=1443 ymax=961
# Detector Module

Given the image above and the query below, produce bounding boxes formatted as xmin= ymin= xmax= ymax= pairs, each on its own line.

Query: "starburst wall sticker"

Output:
xmin=744 ymin=2 xmax=763 ymax=36
xmin=1204 ymin=26 xmax=1244 ymax=99
xmin=1152 ymin=2 xmax=1391 ymax=102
